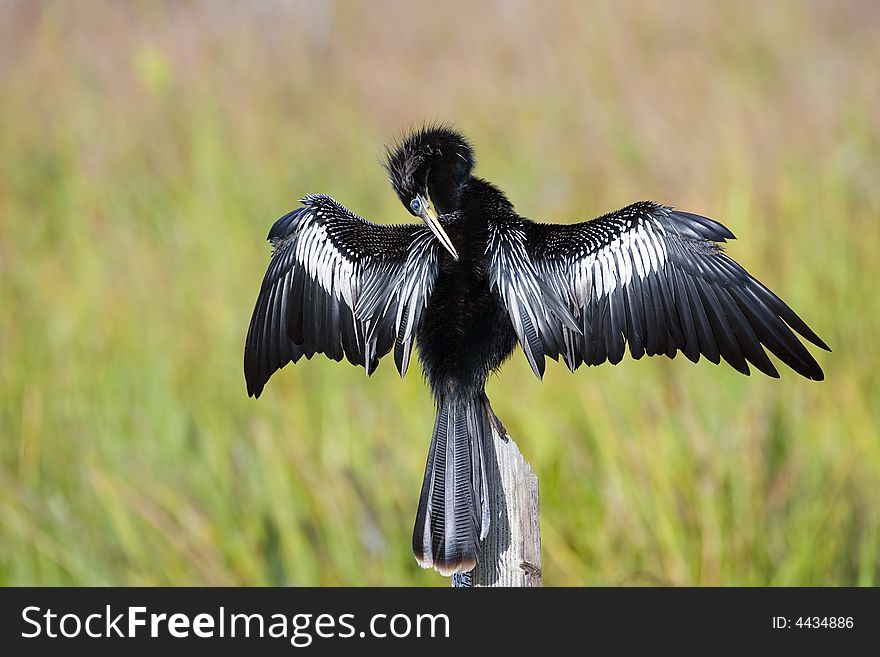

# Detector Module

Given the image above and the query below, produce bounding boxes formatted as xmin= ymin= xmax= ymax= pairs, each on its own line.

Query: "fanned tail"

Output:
xmin=412 ymin=396 xmax=491 ymax=576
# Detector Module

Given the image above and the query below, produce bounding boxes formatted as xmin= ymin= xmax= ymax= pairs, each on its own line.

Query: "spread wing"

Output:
xmin=489 ymin=201 xmax=829 ymax=380
xmin=244 ymin=194 xmax=440 ymax=397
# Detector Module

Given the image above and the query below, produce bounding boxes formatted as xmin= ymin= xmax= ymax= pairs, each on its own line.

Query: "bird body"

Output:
xmin=418 ymin=181 xmax=518 ymax=398
xmin=244 ymin=126 xmax=829 ymax=576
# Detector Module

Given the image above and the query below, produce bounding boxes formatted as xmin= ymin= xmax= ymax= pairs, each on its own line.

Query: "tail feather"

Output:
xmin=413 ymin=396 xmax=491 ymax=575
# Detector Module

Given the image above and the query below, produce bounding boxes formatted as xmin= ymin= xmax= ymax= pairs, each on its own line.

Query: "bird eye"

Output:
xmin=410 ymin=197 xmax=422 ymax=214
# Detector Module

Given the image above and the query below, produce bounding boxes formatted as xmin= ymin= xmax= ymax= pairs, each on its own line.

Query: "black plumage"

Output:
xmin=244 ymin=125 xmax=829 ymax=576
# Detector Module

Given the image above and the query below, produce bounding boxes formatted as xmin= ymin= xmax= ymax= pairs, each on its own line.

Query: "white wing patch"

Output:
xmin=563 ymin=217 xmax=669 ymax=309
xmin=285 ymin=206 xmax=360 ymax=309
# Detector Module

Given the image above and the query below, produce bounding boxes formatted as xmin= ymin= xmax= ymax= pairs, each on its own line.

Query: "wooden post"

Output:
xmin=452 ymin=425 xmax=542 ymax=587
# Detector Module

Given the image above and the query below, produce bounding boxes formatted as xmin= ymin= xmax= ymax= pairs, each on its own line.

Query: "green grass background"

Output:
xmin=1 ymin=1 xmax=877 ymax=586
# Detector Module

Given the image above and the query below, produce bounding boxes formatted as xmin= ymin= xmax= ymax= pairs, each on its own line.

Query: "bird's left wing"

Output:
xmin=244 ymin=194 xmax=440 ymax=397
xmin=488 ymin=201 xmax=829 ymax=379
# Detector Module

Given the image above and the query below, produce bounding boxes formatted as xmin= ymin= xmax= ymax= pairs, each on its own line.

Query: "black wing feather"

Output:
xmin=244 ymin=195 xmax=440 ymax=397
xmin=501 ymin=201 xmax=829 ymax=380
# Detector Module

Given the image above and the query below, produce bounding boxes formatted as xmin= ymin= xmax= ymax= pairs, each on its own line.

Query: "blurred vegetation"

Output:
xmin=0 ymin=0 xmax=878 ymax=586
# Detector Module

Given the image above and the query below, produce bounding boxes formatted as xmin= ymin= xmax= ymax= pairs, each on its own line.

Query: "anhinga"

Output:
xmin=244 ymin=125 xmax=829 ymax=576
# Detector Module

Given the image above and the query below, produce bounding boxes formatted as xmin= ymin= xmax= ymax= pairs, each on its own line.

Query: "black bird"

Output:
xmin=244 ymin=125 xmax=829 ymax=576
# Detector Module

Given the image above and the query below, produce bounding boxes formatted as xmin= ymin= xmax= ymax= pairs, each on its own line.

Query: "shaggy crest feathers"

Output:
xmin=384 ymin=123 xmax=475 ymax=207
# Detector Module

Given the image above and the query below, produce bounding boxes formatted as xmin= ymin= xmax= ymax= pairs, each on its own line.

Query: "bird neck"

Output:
xmin=428 ymin=178 xmax=463 ymax=216
xmin=459 ymin=177 xmax=513 ymax=219
xmin=435 ymin=178 xmax=513 ymax=263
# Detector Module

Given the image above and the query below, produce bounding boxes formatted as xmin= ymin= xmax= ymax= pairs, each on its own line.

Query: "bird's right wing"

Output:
xmin=244 ymin=194 xmax=440 ymax=397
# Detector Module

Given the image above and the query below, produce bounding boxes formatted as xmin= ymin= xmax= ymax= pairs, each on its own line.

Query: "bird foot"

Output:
xmin=481 ymin=393 xmax=510 ymax=443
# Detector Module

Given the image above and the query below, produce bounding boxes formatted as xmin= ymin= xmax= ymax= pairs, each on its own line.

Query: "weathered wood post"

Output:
xmin=452 ymin=424 xmax=541 ymax=587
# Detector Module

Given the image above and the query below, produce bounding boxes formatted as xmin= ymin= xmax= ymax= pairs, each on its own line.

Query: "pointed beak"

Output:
xmin=417 ymin=195 xmax=458 ymax=261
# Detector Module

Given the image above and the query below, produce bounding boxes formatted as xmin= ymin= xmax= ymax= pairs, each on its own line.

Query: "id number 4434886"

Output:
xmin=772 ymin=616 xmax=854 ymax=629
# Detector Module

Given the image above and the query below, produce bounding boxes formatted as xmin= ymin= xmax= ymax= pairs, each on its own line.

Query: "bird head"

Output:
xmin=384 ymin=125 xmax=476 ymax=260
